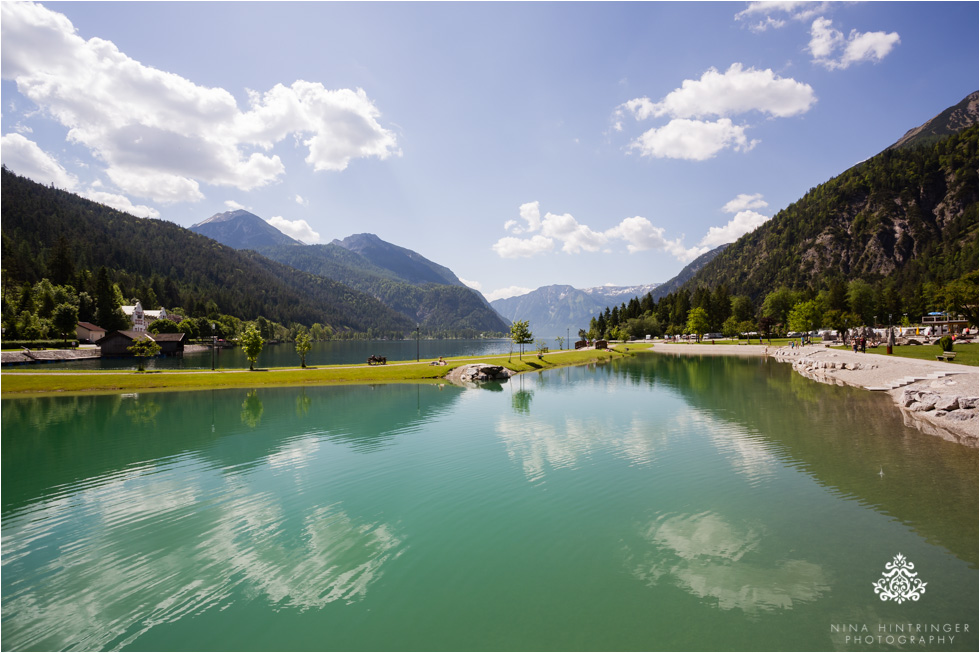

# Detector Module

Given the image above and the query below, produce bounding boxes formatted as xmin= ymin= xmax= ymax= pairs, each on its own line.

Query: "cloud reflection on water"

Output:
xmin=495 ymin=413 xmax=667 ymax=483
xmin=628 ymin=511 xmax=828 ymax=613
xmin=1 ymin=435 xmax=403 ymax=651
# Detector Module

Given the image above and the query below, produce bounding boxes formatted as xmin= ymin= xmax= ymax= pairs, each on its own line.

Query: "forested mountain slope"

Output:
xmin=255 ymin=241 xmax=510 ymax=333
xmin=682 ymin=124 xmax=978 ymax=303
xmin=0 ymin=167 xmax=413 ymax=334
xmin=332 ymin=233 xmax=464 ymax=287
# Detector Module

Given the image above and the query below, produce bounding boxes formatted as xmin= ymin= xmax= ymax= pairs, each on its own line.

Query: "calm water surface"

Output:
xmin=2 ymin=354 xmax=977 ymax=651
xmin=19 ymin=339 xmax=516 ymax=371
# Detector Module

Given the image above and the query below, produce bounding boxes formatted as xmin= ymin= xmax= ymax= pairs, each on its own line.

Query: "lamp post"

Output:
xmin=415 ymin=324 xmax=420 ymax=362
xmin=211 ymin=323 xmax=216 ymax=371
xmin=887 ymin=314 xmax=893 ymax=355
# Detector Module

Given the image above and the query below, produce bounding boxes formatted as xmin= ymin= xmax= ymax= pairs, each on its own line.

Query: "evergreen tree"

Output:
xmin=95 ymin=267 xmax=129 ymax=330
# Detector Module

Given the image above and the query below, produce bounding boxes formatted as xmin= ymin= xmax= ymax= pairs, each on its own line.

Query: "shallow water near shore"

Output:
xmin=2 ymin=354 xmax=977 ymax=651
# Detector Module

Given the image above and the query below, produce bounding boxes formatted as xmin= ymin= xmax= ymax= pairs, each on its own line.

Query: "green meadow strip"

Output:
xmin=0 ymin=345 xmax=653 ymax=397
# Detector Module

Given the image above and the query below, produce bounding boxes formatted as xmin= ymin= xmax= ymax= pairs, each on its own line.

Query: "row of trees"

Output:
xmin=0 ymin=270 xmax=340 ymax=346
xmin=586 ymin=270 xmax=978 ymax=342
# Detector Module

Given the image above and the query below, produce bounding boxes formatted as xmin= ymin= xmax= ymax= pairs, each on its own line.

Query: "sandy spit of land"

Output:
xmin=648 ymin=342 xmax=978 ymax=446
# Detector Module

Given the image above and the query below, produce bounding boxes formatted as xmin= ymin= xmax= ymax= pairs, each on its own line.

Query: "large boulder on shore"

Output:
xmin=446 ymin=364 xmax=514 ymax=384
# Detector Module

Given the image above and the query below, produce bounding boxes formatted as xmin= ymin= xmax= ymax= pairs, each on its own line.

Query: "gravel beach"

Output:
xmin=649 ymin=342 xmax=978 ymax=446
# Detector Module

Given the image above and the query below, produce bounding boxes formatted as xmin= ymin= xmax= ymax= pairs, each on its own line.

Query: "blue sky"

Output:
xmin=2 ymin=2 xmax=977 ymax=301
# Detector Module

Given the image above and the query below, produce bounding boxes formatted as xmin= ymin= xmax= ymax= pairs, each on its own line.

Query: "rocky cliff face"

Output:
xmin=889 ymin=91 xmax=978 ymax=150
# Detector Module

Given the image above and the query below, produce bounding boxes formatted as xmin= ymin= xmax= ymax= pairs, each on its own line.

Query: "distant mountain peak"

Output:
xmin=190 ymin=209 xmax=302 ymax=249
xmin=192 ymin=209 xmax=259 ymax=226
xmin=490 ymin=282 xmax=661 ymax=337
xmin=332 ymin=232 xmax=464 ymax=287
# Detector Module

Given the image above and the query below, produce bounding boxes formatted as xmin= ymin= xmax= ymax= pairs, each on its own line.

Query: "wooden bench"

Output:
xmin=936 ymin=352 xmax=957 ymax=361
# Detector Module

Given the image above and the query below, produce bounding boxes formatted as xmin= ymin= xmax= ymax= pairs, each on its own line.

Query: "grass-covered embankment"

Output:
xmin=830 ymin=342 xmax=977 ymax=366
xmin=0 ymin=344 xmax=652 ymax=397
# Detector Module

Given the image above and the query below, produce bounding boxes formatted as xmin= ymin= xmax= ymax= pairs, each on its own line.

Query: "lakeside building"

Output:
xmin=76 ymin=321 xmax=106 ymax=344
xmin=121 ymin=301 xmax=170 ymax=332
xmin=97 ymin=331 xmax=186 ymax=357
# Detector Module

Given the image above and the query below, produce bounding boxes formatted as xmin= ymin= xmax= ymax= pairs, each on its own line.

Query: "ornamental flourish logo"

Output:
xmin=872 ymin=553 xmax=927 ymax=604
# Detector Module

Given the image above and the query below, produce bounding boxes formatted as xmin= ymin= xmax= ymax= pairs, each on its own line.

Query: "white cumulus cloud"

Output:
xmin=625 ymin=64 xmax=816 ymax=120
xmin=0 ymin=133 xmax=78 ymax=189
xmin=295 ymin=194 xmax=309 ymax=206
xmin=0 ymin=2 xmax=400 ymax=203
xmin=630 ymin=119 xmax=758 ymax=161
xmin=224 ymin=200 xmax=247 ymax=210
xmin=809 ymin=17 xmax=900 ymax=70
xmin=83 ymin=189 xmax=160 ymax=219
xmin=459 ymin=278 xmax=482 ymax=291
xmin=267 ymin=216 xmax=320 ymax=244
xmin=540 ymin=212 xmax=609 ymax=254
xmin=616 ymin=64 xmax=813 ymax=161
xmin=699 ymin=210 xmax=770 ymax=248
xmin=722 ymin=193 xmax=768 ymax=214
xmin=492 ymin=235 xmax=555 ymax=259
xmin=493 ymin=202 xmax=705 ymax=263
xmin=484 ymin=286 xmax=533 ymax=302
xmin=606 ymin=216 xmax=707 ymax=261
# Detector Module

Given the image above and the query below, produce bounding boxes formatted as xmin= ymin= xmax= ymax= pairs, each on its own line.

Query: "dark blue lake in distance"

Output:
xmin=18 ymin=338 xmax=518 ymax=371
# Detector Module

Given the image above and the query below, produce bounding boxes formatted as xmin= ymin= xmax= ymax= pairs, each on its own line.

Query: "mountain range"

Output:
xmin=2 ymin=91 xmax=975 ymax=342
xmin=254 ymin=234 xmax=509 ymax=333
xmin=491 ymin=283 xmax=660 ymax=338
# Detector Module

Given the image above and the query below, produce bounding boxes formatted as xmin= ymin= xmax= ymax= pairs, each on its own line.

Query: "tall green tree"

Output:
xmin=95 ymin=267 xmax=129 ymax=331
xmin=47 ymin=235 xmax=75 ymax=287
xmin=295 ymin=331 xmax=312 ymax=368
xmin=52 ymin=302 xmax=79 ymax=345
xmin=240 ymin=324 xmax=265 ymax=371
xmin=730 ymin=295 xmax=755 ymax=323
xmin=509 ymin=319 xmax=533 ymax=359
xmin=847 ymin=279 xmax=876 ymax=325
xmin=685 ymin=307 xmax=711 ymax=342
xmin=787 ymin=300 xmax=822 ymax=334
xmin=941 ymin=270 xmax=979 ymax=326
xmin=761 ymin=287 xmax=798 ymax=327
xmin=128 ymin=336 xmax=161 ymax=372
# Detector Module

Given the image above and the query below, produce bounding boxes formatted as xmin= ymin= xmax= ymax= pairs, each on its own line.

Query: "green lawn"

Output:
xmin=1 ymin=345 xmax=647 ymax=397
xmin=831 ymin=342 xmax=978 ymax=366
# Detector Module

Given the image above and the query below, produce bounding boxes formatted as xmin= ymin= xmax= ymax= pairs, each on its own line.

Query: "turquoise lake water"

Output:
xmin=2 ymin=353 xmax=976 ymax=651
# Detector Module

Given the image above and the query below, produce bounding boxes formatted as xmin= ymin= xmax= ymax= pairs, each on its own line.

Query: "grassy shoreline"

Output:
xmin=0 ymin=345 xmax=651 ymax=397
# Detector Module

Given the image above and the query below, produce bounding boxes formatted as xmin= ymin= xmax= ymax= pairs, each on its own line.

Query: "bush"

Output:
xmin=1 ymin=339 xmax=73 ymax=350
xmin=939 ymin=336 xmax=954 ymax=352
